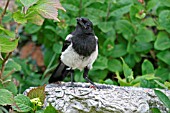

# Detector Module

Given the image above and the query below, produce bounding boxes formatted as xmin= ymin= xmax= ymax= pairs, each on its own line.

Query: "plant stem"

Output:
xmin=105 ymin=2 xmax=111 ymax=22
xmin=2 ymin=69 xmax=15 ymax=80
xmin=0 ymin=52 xmax=12 ymax=79
xmin=0 ymin=0 xmax=10 ymax=24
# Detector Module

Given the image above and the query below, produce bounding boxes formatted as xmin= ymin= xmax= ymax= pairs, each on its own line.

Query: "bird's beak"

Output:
xmin=76 ymin=18 xmax=86 ymax=29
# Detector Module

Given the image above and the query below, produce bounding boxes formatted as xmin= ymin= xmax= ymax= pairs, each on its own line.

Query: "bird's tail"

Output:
xmin=49 ymin=61 xmax=68 ymax=83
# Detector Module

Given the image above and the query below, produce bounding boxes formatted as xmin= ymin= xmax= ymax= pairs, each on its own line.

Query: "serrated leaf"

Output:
xmin=37 ymin=0 xmax=65 ymax=12
xmin=35 ymin=4 xmax=59 ymax=21
xmin=0 ymin=89 xmax=14 ymax=105
xmin=107 ymin=59 xmax=122 ymax=72
xmin=13 ymin=94 xmax=32 ymax=112
xmin=0 ymin=38 xmax=18 ymax=53
xmin=20 ymin=0 xmax=38 ymax=9
xmin=154 ymin=90 xmax=170 ymax=109
xmin=26 ymin=11 xmax=44 ymax=25
xmin=142 ymin=59 xmax=154 ymax=75
xmin=157 ymin=50 xmax=170 ymax=65
xmin=44 ymin=103 xmax=58 ymax=113
xmin=154 ymin=32 xmax=170 ymax=50
xmin=27 ymin=85 xmax=46 ymax=103
xmin=3 ymin=81 xmax=18 ymax=95
xmin=13 ymin=11 xmax=27 ymax=24
xmin=121 ymin=58 xmax=134 ymax=83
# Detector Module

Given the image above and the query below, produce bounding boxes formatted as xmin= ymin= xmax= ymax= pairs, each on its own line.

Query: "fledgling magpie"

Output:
xmin=49 ymin=17 xmax=98 ymax=88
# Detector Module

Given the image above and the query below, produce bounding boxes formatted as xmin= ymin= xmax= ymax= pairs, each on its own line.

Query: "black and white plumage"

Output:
xmin=49 ymin=17 xmax=98 ymax=87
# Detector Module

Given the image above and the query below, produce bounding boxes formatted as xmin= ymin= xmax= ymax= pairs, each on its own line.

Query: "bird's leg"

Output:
xmin=83 ymin=67 xmax=98 ymax=89
xmin=70 ymin=69 xmax=74 ymax=87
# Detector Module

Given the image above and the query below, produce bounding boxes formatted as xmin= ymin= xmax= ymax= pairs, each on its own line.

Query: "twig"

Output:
xmin=2 ymin=69 xmax=15 ymax=80
xmin=0 ymin=52 xmax=12 ymax=79
xmin=0 ymin=0 xmax=10 ymax=24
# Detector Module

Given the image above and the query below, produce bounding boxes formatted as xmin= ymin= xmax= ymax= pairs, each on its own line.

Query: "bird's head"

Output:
xmin=76 ymin=17 xmax=93 ymax=34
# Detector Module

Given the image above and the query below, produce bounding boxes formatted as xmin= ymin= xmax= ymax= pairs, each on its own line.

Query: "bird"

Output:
xmin=49 ymin=17 xmax=98 ymax=88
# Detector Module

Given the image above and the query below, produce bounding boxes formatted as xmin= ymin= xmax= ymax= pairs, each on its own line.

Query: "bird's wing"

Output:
xmin=62 ymin=34 xmax=73 ymax=52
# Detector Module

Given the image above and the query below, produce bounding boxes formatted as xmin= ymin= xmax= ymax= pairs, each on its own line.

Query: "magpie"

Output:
xmin=49 ymin=17 xmax=98 ymax=88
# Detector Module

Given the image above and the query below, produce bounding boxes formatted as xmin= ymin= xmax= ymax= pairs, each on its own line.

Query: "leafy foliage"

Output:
xmin=0 ymin=0 xmax=170 ymax=112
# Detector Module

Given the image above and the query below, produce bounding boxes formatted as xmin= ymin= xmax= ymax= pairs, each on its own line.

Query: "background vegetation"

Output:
xmin=0 ymin=0 xmax=170 ymax=112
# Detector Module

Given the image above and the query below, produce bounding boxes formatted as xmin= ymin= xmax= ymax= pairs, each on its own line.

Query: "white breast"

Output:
xmin=60 ymin=44 xmax=98 ymax=71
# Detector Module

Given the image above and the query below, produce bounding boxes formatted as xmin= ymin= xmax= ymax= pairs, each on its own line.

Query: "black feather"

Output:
xmin=49 ymin=61 xmax=69 ymax=83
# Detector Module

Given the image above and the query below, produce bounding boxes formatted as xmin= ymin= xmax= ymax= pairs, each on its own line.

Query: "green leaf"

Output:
xmin=155 ymin=68 xmax=170 ymax=82
xmin=110 ymin=2 xmax=132 ymax=20
xmin=150 ymin=108 xmax=161 ymax=113
xmin=111 ymin=44 xmax=127 ymax=58
xmin=107 ymin=59 xmax=122 ymax=72
xmin=53 ymin=43 xmax=62 ymax=54
xmin=13 ymin=94 xmax=32 ymax=112
xmin=159 ymin=10 xmax=170 ymax=33
xmin=13 ymin=11 xmax=27 ymax=24
xmin=154 ymin=89 xmax=170 ymax=109
xmin=157 ymin=50 xmax=170 ymax=65
xmin=20 ymin=0 xmax=38 ymax=9
xmin=116 ymin=72 xmax=131 ymax=86
xmin=133 ymin=41 xmax=153 ymax=52
xmin=135 ymin=27 xmax=155 ymax=42
xmin=44 ymin=103 xmax=58 ymax=113
xmin=102 ymin=38 xmax=115 ymax=56
xmin=3 ymin=81 xmax=18 ymax=95
xmin=93 ymin=55 xmax=108 ymax=70
xmin=104 ymin=79 xmax=114 ymax=85
xmin=154 ymin=32 xmax=170 ymax=50
xmin=121 ymin=58 xmax=134 ymax=83
xmin=0 ymin=26 xmax=15 ymax=38
xmin=26 ymin=11 xmax=44 ymax=25
xmin=98 ymin=22 xmax=113 ymax=33
xmin=25 ymin=23 xmax=41 ymax=34
xmin=0 ymin=38 xmax=18 ymax=53
xmin=142 ymin=18 xmax=156 ymax=27
xmin=142 ymin=60 xmax=154 ymax=75
xmin=160 ymin=0 xmax=170 ymax=7
xmin=27 ymin=85 xmax=46 ymax=103
xmin=5 ymin=59 xmax=21 ymax=71
xmin=86 ymin=8 xmax=107 ymax=18
xmin=0 ymin=89 xmax=14 ymax=105
xmin=131 ymin=74 xmax=160 ymax=86
xmin=115 ymin=20 xmax=135 ymax=40
xmin=89 ymin=70 xmax=108 ymax=82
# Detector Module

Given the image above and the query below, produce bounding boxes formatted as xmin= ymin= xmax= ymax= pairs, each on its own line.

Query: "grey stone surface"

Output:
xmin=24 ymin=82 xmax=170 ymax=113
